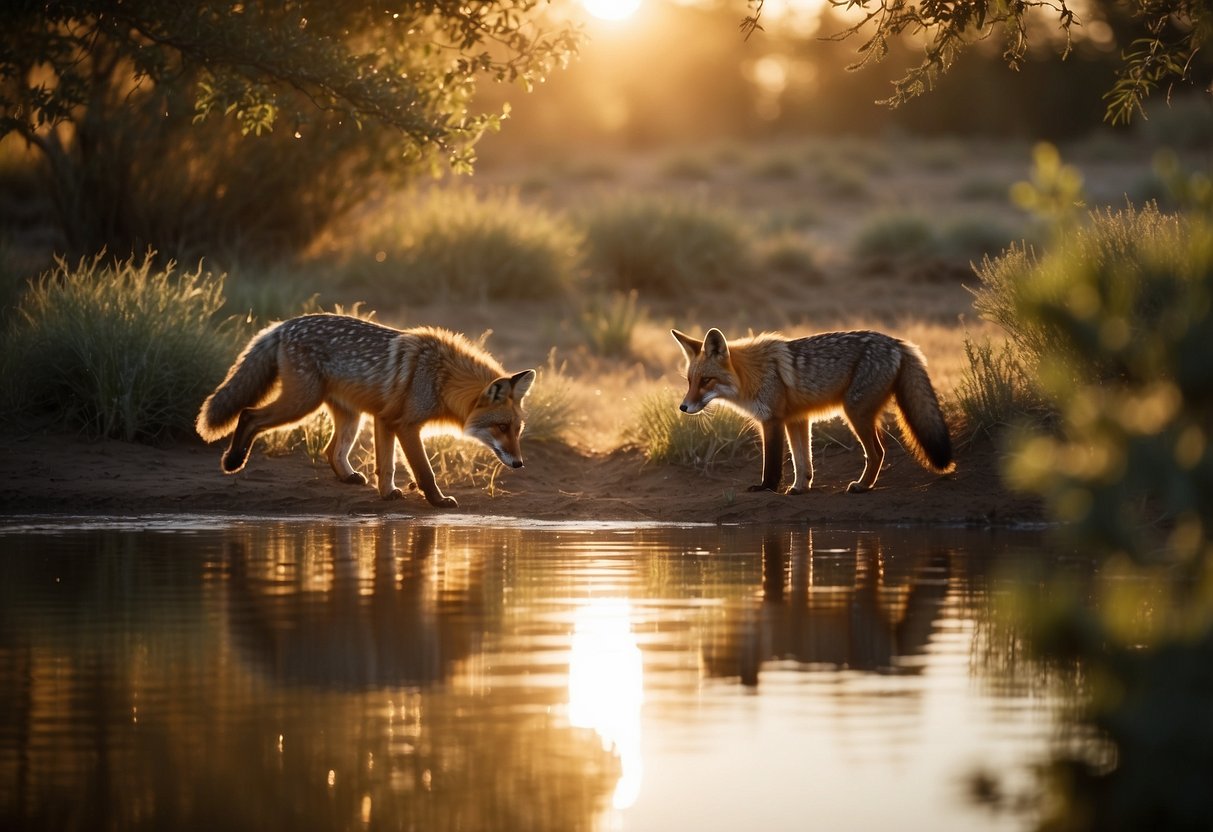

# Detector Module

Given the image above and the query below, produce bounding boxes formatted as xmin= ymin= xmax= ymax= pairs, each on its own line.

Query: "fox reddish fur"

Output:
xmin=672 ymin=327 xmax=954 ymax=494
xmin=196 ymin=313 xmax=535 ymax=508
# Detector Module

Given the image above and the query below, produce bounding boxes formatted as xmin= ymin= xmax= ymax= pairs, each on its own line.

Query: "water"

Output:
xmin=0 ymin=517 xmax=1067 ymax=831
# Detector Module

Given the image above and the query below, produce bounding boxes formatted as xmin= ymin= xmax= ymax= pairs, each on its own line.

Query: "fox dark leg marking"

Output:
xmin=223 ymin=395 xmax=318 ymax=474
xmin=749 ymin=419 xmax=786 ymax=493
xmin=222 ymin=411 xmax=257 ymax=472
xmin=784 ymin=417 xmax=812 ymax=495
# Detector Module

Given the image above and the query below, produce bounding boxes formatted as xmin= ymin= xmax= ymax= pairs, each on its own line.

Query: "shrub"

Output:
xmin=577 ymin=290 xmax=645 ymax=358
xmin=954 ymin=335 xmax=1052 ymax=438
xmin=851 ymin=212 xmax=937 ymax=260
xmin=761 ymin=233 xmax=820 ymax=278
xmin=938 ymin=217 xmax=1019 ymax=261
xmin=582 ymin=195 xmax=754 ymax=294
xmin=350 ymin=189 xmax=583 ymax=301
xmin=624 ymin=389 xmax=755 ymax=467
xmin=972 ymin=203 xmax=1187 ymax=385
xmin=0 ymin=252 xmax=234 ymax=441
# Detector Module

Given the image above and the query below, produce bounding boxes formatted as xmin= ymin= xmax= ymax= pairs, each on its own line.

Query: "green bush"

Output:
xmin=0 ymin=252 xmax=234 ymax=441
xmin=851 ymin=212 xmax=937 ymax=260
xmin=972 ymin=204 xmax=1187 ymax=385
xmin=582 ymin=195 xmax=754 ymax=294
xmin=998 ymin=209 xmax=1213 ymax=832
xmin=625 ymin=389 xmax=755 ymax=467
xmin=352 ymin=189 xmax=583 ymax=301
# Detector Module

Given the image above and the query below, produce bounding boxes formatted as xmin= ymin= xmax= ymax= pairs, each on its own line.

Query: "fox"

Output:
xmin=196 ymin=313 xmax=535 ymax=509
xmin=671 ymin=327 xmax=955 ymax=494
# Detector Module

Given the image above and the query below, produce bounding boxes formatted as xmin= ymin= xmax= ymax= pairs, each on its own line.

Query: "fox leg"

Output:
xmin=397 ymin=427 xmax=458 ymax=509
xmin=784 ymin=417 xmax=812 ymax=494
xmin=222 ymin=379 xmax=321 ymax=473
xmin=749 ymin=418 xmax=786 ymax=492
xmin=843 ymin=406 xmax=886 ymax=493
xmin=373 ymin=418 xmax=404 ymax=499
xmin=326 ymin=404 xmax=367 ymax=485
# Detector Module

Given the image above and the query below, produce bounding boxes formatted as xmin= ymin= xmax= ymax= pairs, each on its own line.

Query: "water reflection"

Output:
xmin=703 ymin=531 xmax=950 ymax=686
xmin=0 ymin=519 xmax=1059 ymax=831
xmin=227 ymin=524 xmax=477 ymax=689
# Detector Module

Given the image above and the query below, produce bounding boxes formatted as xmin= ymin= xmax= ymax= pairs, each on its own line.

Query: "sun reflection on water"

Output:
xmin=567 ymin=598 xmax=644 ymax=811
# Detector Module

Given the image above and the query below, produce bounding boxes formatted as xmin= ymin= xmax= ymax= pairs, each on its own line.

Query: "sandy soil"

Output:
xmin=0 ymin=430 xmax=1043 ymax=526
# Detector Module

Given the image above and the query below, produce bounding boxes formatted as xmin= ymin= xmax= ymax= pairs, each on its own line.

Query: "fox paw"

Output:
xmin=340 ymin=472 xmax=368 ymax=486
xmin=221 ymin=449 xmax=249 ymax=473
xmin=382 ymin=487 xmax=404 ymax=500
xmin=427 ymin=494 xmax=458 ymax=509
xmin=747 ymin=483 xmax=779 ymax=493
xmin=785 ymin=485 xmax=810 ymax=495
xmin=846 ymin=481 xmax=871 ymax=494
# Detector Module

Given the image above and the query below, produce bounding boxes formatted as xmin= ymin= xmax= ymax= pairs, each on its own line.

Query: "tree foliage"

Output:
xmin=743 ymin=0 xmax=1212 ymax=123
xmin=0 ymin=1 xmax=579 ymax=257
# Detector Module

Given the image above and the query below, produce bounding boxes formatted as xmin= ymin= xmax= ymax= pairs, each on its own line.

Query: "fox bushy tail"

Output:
xmin=195 ymin=323 xmax=283 ymax=441
xmin=892 ymin=345 xmax=955 ymax=473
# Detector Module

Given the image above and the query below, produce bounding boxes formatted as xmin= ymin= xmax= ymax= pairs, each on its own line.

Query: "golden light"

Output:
xmin=568 ymin=598 xmax=644 ymax=810
xmin=583 ymin=0 xmax=642 ymax=21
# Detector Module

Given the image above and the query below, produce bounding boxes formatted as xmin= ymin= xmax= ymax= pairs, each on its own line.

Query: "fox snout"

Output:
xmin=679 ymin=397 xmax=706 ymax=414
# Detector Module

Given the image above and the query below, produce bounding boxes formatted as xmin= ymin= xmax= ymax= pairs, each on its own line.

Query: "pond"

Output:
xmin=0 ymin=517 xmax=1070 ymax=831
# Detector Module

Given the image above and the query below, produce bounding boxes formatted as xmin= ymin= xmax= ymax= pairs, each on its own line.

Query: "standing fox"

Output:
xmin=196 ymin=313 xmax=535 ymax=508
xmin=672 ymin=328 xmax=954 ymax=494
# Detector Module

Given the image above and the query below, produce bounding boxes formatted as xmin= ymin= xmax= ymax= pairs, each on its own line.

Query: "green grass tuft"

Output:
xmin=577 ymin=290 xmax=646 ymax=358
xmin=625 ymin=390 xmax=755 ymax=467
xmin=0 ymin=252 xmax=234 ymax=441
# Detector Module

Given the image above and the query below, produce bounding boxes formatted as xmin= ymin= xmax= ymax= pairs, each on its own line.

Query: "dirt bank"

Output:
xmin=0 ymin=431 xmax=1043 ymax=526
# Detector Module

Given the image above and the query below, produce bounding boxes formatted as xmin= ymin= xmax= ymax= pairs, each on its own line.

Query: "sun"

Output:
xmin=583 ymin=0 xmax=642 ymax=21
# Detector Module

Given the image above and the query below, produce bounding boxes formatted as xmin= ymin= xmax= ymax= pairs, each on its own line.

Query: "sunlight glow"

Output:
xmin=583 ymin=0 xmax=642 ymax=21
xmin=568 ymin=598 xmax=644 ymax=810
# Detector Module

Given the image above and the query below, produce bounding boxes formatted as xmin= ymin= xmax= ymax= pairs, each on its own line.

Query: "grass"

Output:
xmin=346 ymin=188 xmax=583 ymax=301
xmin=0 ymin=252 xmax=234 ymax=441
xmin=624 ymin=389 xmax=755 ymax=467
xmin=955 ymin=335 xmax=1052 ymax=439
xmin=581 ymin=194 xmax=755 ymax=294
xmin=576 ymin=290 xmax=646 ymax=357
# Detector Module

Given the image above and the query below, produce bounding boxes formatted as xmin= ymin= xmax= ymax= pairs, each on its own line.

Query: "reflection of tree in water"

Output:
xmin=702 ymin=531 xmax=951 ymax=686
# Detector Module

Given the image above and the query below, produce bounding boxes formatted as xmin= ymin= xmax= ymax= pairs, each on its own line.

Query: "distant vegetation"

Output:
xmin=581 ymin=195 xmax=756 ymax=294
xmin=343 ymin=189 xmax=583 ymax=301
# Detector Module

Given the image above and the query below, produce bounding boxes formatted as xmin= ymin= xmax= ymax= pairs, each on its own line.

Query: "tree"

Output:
xmin=0 ymin=1 xmax=580 ymax=258
xmin=743 ymin=0 xmax=1212 ymax=124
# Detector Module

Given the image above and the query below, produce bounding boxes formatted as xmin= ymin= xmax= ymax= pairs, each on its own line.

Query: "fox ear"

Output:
xmin=671 ymin=329 xmax=703 ymax=360
xmin=703 ymin=328 xmax=729 ymax=359
xmin=510 ymin=369 xmax=536 ymax=401
xmin=483 ymin=378 xmax=511 ymax=403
